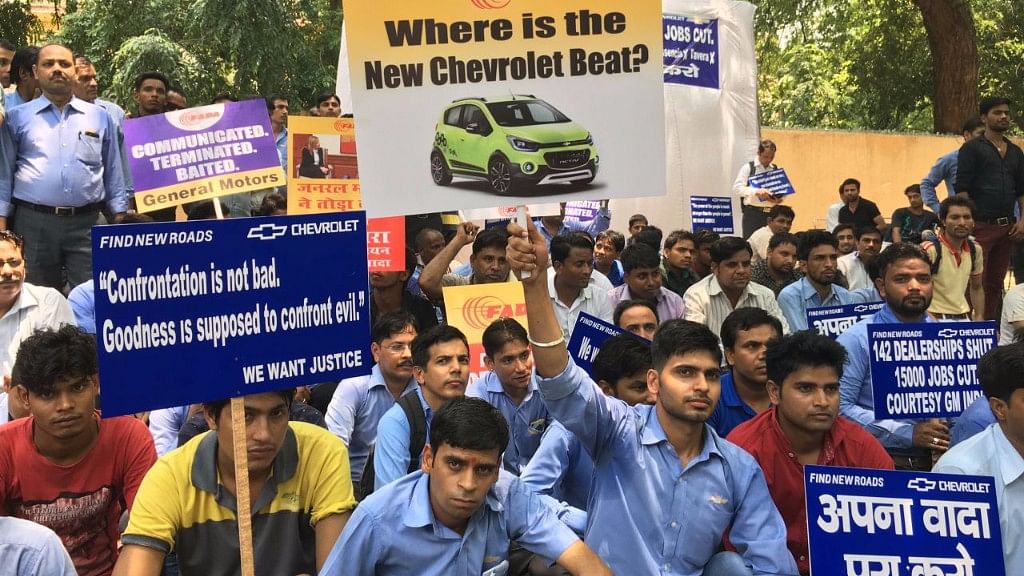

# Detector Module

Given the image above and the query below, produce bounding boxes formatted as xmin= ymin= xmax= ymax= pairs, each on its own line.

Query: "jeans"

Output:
xmin=704 ymin=551 xmax=753 ymax=576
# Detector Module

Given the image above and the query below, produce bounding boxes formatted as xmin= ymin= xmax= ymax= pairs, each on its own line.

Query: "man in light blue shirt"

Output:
xmin=0 ymin=516 xmax=77 ymax=575
xmin=837 ymin=243 xmax=951 ymax=470
xmin=920 ymin=117 xmax=985 ymax=213
xmin=507 ymin=217 xmax=797 ymax=576
xmin=934 ymin=342 xmax=1024 ymax=575
xmin=778 ymin=230 xmax=858 ymax=331
xmin=326 ymin=312 xmax=419 ymax=486
xmin=321 ymin=397 xmax=612 ymax=576
xmin=0 ymin=43 xmax=127 ymax=289
xmin=467 ymin=317 xmax=550 ymax=474
xmin=373 ymin=324 xmax=469 ymax=491
xmin=950 ymin=393 xmax=996 ymax=446
xmin=4 ymin=47 xmax=38 ymax=111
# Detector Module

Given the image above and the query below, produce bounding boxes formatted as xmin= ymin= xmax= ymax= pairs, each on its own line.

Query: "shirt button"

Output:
xmin=670 ymin=521 xmax=678 ymax=528
xmin=800 ymin=556 xmax=806 ymax=561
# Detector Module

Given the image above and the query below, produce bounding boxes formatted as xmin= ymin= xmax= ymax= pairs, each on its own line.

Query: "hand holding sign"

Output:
xmin=912 ymin=418 xmax=951 ymax=452
xmin=505 ymin=216 xmax=548 ymax=285
xmin=453 ymin=221 xmax=480 ymax=249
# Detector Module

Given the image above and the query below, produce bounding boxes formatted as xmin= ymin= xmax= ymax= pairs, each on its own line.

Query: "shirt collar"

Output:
xmin=707 ymin=274 xmax=747 ymax=301
xmin=1 ymin=284 xmax=38 ymax=322
xmin=639 ymin=406 xmax=725 ymax=460
xmin=718 ymin=372 xmax=746 ymax=408
xmin=191 ymin=425 xmax=300 ymax=508
xmin=482 ymin=371 xmax=538 ymax=399
xmin=367 ymin=364 xmax=417 ymax=393
xmin=765 ymin=406 xmax=841 ymax=461
xmin=30 ymin=94 xmax=88 ymax=115
xmin=993 ymin=425 xmax=1024 ymax=485
xmin=872 ymin=304 xmax=934 ymax=324
xmin=403 ymin=471 xmax=503 ymax=529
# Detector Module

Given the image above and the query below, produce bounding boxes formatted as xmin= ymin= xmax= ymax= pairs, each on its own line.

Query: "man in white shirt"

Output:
xmin=747 ymin=205 xmax=794 ymax=264
xmin=999 ymin=283 xmax=1024 ymax=344
xmin=733 ymin=139 xmax=783 ymax=238
xmin=837 ymin=226 xmax=882 ymax=291
xmin=547 ymin=232 xmax=613 ymax=338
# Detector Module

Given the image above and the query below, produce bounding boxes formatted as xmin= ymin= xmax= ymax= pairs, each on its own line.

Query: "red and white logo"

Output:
xmin=166 ymin=104 xmax=225 ymax=131
xmin=471 ymin=0 xmax=511 ymax=8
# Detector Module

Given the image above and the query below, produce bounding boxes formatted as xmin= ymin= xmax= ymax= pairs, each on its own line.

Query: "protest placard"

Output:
xmin=747 ymin=168 xmax=795 ymax=197
xmin=367 ymin=216 xmax=406 ymax=272
xmin=566 ymin=312 xmax=627 ymax=374
xmin=663 ymin=15 xmax=719 ymax=89
xmin=868 ymin=322 xmax=997 ymax=420
xmin=463 ymin=203 xmax=561 ymax=221
xmin=287 ymin=116 xmax=362 ymax=214
xmin=563 ymin=200 xmax=603 ymax=228
xmin=342 ymin=0 xmax=664 ymax=216
xmin=443 ymin=282 xmax=528 ymax=382
xmin=690 ymin=196 xmax=734 ymax=233
xmin=92 ymin=213 xmax=371 ymax=417
xmin=807 ymin=301 xmax=884 ymax=339
xmin=123 ymin=100 xmax=285 ymax=213
xmin=805 ymin=465 xmax=1004 ymax=575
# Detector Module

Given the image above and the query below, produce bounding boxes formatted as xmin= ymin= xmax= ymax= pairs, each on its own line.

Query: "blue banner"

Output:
xmin=747 ymin=168 xmax=796 ymax=197
xmin=805 ymin=465 xmax=1004 ymax=575
xmin=868 ymin=322 xmax=996 ymax=419
xmin=690 ymin=196 xmax=734 ymax=234
xmin=93 ymin=213 xmax=371 ymax=417
xmin=663 ymin=14 xmax=719 ymax=89
xmin=567 ymin=312 xmax=626 ymax=374
xmin=807 ymin=301 xmax=884 ymax=339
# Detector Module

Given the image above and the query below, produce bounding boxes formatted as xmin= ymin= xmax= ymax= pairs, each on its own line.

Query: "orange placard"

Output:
xmin=287 ymin=116 xmax=362 ymax=214
xmin=443 ymin=282 xmax=528 ymax=381
xmin=367 ymin=216 xmax=406 ymax=272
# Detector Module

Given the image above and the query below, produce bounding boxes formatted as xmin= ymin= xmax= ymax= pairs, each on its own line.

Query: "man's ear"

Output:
xmin=766 ymin=380 xmax=781 ymax=405
xmin=204 ymin=407 xmax=219 ymax=431
xmin=420 ymin=443 xmax=434 ymax=474
xmin=646 ymin=368 xmax=660 ymax=399
xmin=13 ymin=384 xmax=29 ymax=409
xmin=597 ymin=379 xmax=614 ymax=397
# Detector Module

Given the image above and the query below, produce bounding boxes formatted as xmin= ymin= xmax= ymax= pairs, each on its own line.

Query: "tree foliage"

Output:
xmin=53 ymin=0 xmax=341 ymax=112
xmin=0 ymin=1 xmax=46 ymax=46
xmin=753 ymin=0 xmax=1024 ymax=133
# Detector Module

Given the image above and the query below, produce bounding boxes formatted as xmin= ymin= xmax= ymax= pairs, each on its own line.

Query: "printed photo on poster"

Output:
xmin=288 ymin=116 xmax=362 ymax=214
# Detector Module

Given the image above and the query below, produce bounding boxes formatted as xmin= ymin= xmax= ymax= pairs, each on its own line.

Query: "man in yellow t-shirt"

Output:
xmin=922 ymin=196 xmax=985 ymax=321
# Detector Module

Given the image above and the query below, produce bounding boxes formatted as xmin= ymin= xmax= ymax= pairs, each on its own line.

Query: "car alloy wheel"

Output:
xmin=431 ymin=150 xmax=453 ymax=185
xmin=489 ymin=157 xmax=513 ymax=194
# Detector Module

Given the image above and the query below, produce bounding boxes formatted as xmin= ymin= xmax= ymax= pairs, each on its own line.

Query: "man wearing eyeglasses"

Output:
xmin=325 ymin=312 xmax=421 ymax=487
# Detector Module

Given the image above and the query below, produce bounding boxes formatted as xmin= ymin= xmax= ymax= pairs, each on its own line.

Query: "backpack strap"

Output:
xmin=921 ymin=240 xmax=941 ymax=273
xmin=397 ymin=392 xmax=428 ymax=474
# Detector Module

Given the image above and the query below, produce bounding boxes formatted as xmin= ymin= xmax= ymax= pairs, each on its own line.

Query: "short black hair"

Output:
xmin=767 ymin=205 xmax=795 ymax=220
xmin=798 ymin=229 xmax=838 ymax=261
xmin=613 ymin=299 xmax=659 ymax=326
xmin=635 ymin=226 xmax=663 ymax=252
xmin=833 ymin=223 xmax=855 ymax=237
xmin=765 ymin=330 xmax=847 ymax=388
xmin=12 ymin=325 xmax=97 ymax=395
xmin=592 ymin=335 xmax=652 ymax=388
xmin=167 ymin=85 xmax=186 ymax=97
xmin=371 ymin=311 xmax=417 ymax=345
xmin=839 ymin=178 xmax=861 ymax=193
xmin=628 ymin=214 xmax=648 ymax=227
xmin=980 ymin=96 xmax=1011 ymax=116
xmin=429 ymin=396 xmax=509 ymax=456
xmin=203 ymin=389 xmax=294 ymax=421
xmin=265 ymin=94 xmax=287 ymax=111
xmin=663 ymin=229 xmax=695 ymax=251
xmin=619 ymin=242 xmax=661 ymax=273
xmin=550 ymin=231 xmax=594 ymax=265
xmin=316 ymin=92 xmax=341 ymax=107
xmin=710 ymin=237 xmax=752 ymax=264
xmin=256 ymin=193 xmax=287 ymax=216
xmin=979 ymin=343 xmax=1024 ymax=402
xmin=414 ymin=227 xmax=444 ymax=252
xmin=471 ymin=227 xmax=507 ymax=256
xmin=855 ymin=226 xmax=882 ymax=241
xmin=596 ymin=230 xmax=625 ymax=253
xmin=874 ymin=242 xmax=931 ymax=280
xmin=11 ymin=46 xmax=38 ymax=81
xmin=187 ymin=200 xmax=230 ymax=220
xmin=768 ymin=232 xmax=799 ymax=252
xmin=939 ymin=195 xmax=977 ymax=221
xmin=694 ymin=229 xmax=720 ymax=249
xmin=412 ymin=324 xmax=469 ymax=368
xmin=961 ymin=116 xmax=983 ymax=134
xmin=481 ymin=317 xmax=528 ymax=359
xmin=758 ymin=139 xmax=777 ymax=153
xmin=720 ymin=308 xmax=782 ymax=351
xmin=212 ymin=92 xmax=237 ymax=103
xmin=119 ymin=213 xmax=155 ymax=225
xmin=904 ymin=184 xmax=922 ymax=196
xmin=651 ymin=319 xmax=721 ymax=371
xmin=133 ymin=71 xmax=170 ymax=92
xmin=0 ymin=39 xmax=14 ymax=52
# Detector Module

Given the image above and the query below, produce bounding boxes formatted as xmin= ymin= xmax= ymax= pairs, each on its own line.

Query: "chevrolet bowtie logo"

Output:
xmin=854 ymin=305 xmax=868 ymax=313
xmin=938 ymin=328 xmax=958 ymax=338
xmin=907 ymin=478 xmax=936 ymax=492
xmin=247 ymin=223 xmax=288 ymax=240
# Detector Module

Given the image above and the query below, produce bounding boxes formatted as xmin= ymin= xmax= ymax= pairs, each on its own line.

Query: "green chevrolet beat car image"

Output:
xmin=431 ymin=95 xmax=599 ymax=195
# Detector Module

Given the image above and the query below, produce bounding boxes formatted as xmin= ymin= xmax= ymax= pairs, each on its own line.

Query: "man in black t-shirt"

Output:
xmin=837 ymin=178 xmax=887 ymax=230
xmin=889 ymin=184 xmax=939 ymax=244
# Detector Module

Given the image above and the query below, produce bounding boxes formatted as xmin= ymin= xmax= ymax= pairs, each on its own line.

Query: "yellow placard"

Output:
xmin=443 ymin=281 xmax=528 ymax=378
xmin=286 ymin=116 xmax=362 ymax=214
xmin=134 ymin=166 xmax=285 ymax=213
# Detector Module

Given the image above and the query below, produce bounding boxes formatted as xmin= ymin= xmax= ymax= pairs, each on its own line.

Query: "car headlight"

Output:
xmin=507 ymin=136 xmax=540 ymax=152
xmin=584 ymin=132 xmax=593 ymax=145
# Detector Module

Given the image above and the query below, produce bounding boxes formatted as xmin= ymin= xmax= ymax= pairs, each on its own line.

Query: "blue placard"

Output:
xmin=663 ymin=14 xmax=719 ymax=89
xmin=747 ymin=168 xmax=796 ymax=197
xmin=93 ymin=213 xmax=371 ymax=417
xmin=805 ymin=465 xmax=1004 ymax=575
xmin=567 ymin=312 xmax=626 ymax=374
xmin=690 ymin=196 xmax=734 ymax=234
xmin=868 ymin=322 xmax=996 ymax=420
xmin=807 ymin=301 xmax=885 ymax=339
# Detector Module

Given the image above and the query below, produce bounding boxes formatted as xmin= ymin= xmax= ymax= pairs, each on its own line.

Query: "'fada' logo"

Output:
xmin=247 ymin=223 xmax=288 ymax=241
xmin=166 ymin=103 xmax=225 ymax=131
xmin=460 ymin=296 xmax=526 ymax=330
xmin=471 ymin=0 xmax=511 ymax=8
xmin=334 ymin=119 xmax=354 ymax=132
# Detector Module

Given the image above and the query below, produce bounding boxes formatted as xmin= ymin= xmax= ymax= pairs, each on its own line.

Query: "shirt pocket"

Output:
xmin=677 ymin=500 xmax=734 ymax=566
xmin=76 ymin=134 xmax=102 ymax=166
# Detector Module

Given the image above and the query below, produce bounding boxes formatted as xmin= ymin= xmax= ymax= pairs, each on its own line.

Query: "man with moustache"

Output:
xmin=778 ymin=230 xmax=858 ymax=331
xmin=326 ymin=312 xmax=421 ymax=487
xmin=955 ymin=97 xmax=1024 ymax=320
xmin=661 ymin=229 xmax=700 ymax=298
xmin=548 ymin=232 xmax=613 ymax=338
xmin=609 ymin=242 xmax=685 ymax=323
xmin=373 ymin=324 xmax=471 ymax=490
xmin=709 ymin=308 xmax=782 ymax=438
xmin=72 ymin=56 xmax=125 ymax=127
xmin=728 ymin=331 xmax=893 ymax=575
xmin=837 ymin=226 xmax=883 ymax=291
xmin=0 ymin=39 xmax=14 ymax=89
xmin=837 ymin=243 xmax=951 ymax=470
xmin=418 ymin=223 xmax=514 ymax=304
xmin=750 ymin=232 xmax=801 ymax=296
xmin=922 ymin=196 xmax=984 ymax=321
xmin=0 ymin=43 xmax=128 ymax=289
xmin=614 ymin=299 xmax=659 ymax=341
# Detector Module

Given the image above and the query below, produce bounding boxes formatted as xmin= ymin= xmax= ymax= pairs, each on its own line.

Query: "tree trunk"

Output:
xmin=914 ymin=0 xmax=978 ymax=134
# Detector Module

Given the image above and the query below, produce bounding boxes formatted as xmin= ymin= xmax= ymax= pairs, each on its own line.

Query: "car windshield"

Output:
xmin=486 ymin=100 xmax=570 ymax=127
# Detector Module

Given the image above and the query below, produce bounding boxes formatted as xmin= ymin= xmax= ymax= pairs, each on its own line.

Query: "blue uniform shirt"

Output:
xmin=950 ymin=394 xmax=996 ymax=447
xmin=777 ymin=276 xmax=858 ymax=331
xmin=467 ymin=371 xmax=550 ymax=474
xmin=321 ymin=470 xmax=580 ymax=575
xmin=1 ymin=95 xmax=127 ymax=215
xmin=837 ymin=304 xmax=934 ymax=451
xmin=325 ymin=365 xmax=419 ymax=485
xmin=536 ymin=360 xmax=797 ymax=575
xmin=521 ymin=420 xmax=594 ymax=512
xmin=373 ymin=387 xmax=433 ymax=490
xmin=707 ymin=371 xmax=758 ymax=438
xmin=921 ymin=149 xmax=959 ymax=214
